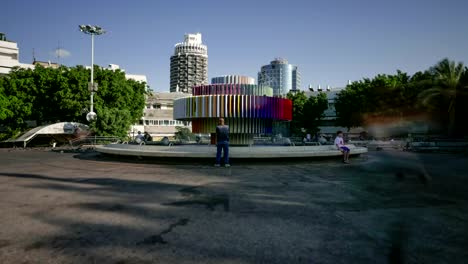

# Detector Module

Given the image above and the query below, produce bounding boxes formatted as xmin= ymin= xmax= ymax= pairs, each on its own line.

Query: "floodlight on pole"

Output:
xmin=79 ymin=24 xmax=105 ymax=122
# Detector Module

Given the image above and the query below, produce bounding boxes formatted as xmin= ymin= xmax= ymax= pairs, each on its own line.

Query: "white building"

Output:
xmin=0 ymin=33 xmax=33 ymax=75
xmin=86 ymin=64 xmax=148 ymax=84
xmin=130 ymin=92 xmax=191 ymax=140
xmin=170 ymin=33 xmax=208 ymax=93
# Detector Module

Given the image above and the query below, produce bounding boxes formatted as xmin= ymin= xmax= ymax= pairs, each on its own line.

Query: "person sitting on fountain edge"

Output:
xmin=135 ymin=131 xmax=145 ymax=144
xmin=215 ymin=118 xmax=230 ymax=167
xmin=335 ymin=131 xmax=350 ymax=164
xmin=143 ymin=131 xmax=152 ymax=142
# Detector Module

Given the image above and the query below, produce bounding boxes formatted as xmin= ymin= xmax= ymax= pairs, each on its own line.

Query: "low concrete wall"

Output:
xmin=96 ymin=144 xmax=367 ymax=159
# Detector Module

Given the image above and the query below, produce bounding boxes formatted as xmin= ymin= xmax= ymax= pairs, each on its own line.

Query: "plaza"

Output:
xmin=0 ymin=148 xmax=467 ymax=263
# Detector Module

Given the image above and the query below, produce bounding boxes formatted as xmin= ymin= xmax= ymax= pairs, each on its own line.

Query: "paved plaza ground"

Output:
xmin=0 ymin=148 xmax=467 ymax=263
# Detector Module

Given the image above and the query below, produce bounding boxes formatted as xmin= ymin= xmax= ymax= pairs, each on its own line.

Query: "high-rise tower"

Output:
xmin=258 ymin=58 xmax=300 ymax=97
xmin=170 ymin=33 xmax=208 ymax=94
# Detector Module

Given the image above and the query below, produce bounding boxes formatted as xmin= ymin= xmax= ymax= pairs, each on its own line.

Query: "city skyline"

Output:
xmin=1 ymin=0 xmax=468 ymax=91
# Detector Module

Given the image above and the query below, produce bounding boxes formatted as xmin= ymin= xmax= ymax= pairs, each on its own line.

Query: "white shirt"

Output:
xmin=136 ymin=134 xmax=145 ymax=143
xmin=334 ymin=136 xmax=344 ymax=149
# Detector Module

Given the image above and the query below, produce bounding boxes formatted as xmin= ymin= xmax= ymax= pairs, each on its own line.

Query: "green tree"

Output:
xmin=457 ymin=67 xmax=468 ymax=134
xmin=0 ymin=77 xmax=13 ymax=120
xmin=418 ymin=58 xmax=464 ymax=136
xmin=302 ymin=92 xmax=328 ymax=134
xmin=90 ymin=66 xmax=147 ymax=137
xmin=335 ymin=71 xmax=416 ymax=130
xmin=334 ymin=79 xmax=371 ymax=130
xmin=0 ymin=65 xmax=146 ymax=140
xmin=90 ymin=106 xmax=133 ymax=138
xmin=0 ymin=67 xmax=35 ymax=139
xmin=287 ymin=91 xmax=308 ymax=135
xmin=286 ymin=91 xmax=328 ymax=135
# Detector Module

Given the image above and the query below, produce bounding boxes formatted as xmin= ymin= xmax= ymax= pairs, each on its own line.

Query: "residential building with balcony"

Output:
xmin=170 ymin=33 xmax=208 ymax=94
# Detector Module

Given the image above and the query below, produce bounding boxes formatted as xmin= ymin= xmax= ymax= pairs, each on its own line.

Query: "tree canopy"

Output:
xmin=0 ymin=65 xmax=147 ymax=140
xmin=287 ymin=91 xmax=328 ymax=136
xmin=334 ymin=58 xmax=467 ymax=136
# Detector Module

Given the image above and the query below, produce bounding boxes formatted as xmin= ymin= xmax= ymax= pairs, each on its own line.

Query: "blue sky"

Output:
xmin=2 ymin=0 xmax=468 ymax=91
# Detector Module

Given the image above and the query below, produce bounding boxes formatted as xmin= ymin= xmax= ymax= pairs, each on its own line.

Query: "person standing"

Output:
xmin=335 ymin=131 xmax=350 ymax=163
xmin=215 ymin=118 xmax=230 ymax=167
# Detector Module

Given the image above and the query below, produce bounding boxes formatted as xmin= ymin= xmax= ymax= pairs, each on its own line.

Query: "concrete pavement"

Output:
xmin=0 ymin=148 xmax=467 ymax=263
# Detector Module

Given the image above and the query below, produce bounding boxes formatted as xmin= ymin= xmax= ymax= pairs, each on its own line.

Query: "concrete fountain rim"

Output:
xmin=96 ymin=143 xmax=368 ymax=159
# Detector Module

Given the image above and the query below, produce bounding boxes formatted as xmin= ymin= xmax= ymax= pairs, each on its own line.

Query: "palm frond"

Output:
xmin=433 ymin=58 xmax=464 ymax=89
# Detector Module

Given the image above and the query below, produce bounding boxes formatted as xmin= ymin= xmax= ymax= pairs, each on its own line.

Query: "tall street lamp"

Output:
xmin=79 ymin=24 xmax=106 ymax=122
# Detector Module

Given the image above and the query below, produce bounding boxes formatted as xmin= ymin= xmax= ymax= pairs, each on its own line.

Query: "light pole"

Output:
xmin=79 ymin=24 xmax=105 ymax=122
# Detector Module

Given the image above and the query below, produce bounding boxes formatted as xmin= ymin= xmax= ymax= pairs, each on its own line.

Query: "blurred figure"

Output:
xmin=144 ymin=131 xmax=152 ymax=142
xmin=135 ymin=131 xmax=145 ymax=144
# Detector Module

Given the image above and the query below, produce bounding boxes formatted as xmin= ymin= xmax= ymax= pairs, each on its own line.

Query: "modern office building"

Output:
xmin=170 ymin=33 xmax=208 ymax=94
xmin=258 ymin=58 xmax=300 ymax=97
xmin=212 ymin=75 xmax=255 ymax=85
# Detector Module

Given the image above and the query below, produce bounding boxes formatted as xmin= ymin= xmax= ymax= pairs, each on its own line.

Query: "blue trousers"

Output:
xmin=216 ymin=141 xmax=229 ymax=165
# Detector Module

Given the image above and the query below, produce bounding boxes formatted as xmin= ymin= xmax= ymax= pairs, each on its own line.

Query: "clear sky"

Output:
xmin=2 ymin=0 xmax=468 ymax=91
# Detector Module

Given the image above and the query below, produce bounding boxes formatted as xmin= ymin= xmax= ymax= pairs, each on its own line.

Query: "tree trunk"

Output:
xmin=448 ymin=97 xmax=456 ymax=137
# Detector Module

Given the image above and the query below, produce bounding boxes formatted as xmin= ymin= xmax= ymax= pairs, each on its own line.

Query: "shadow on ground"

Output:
xmin=0 ymin=149 xmax=467 ymax=263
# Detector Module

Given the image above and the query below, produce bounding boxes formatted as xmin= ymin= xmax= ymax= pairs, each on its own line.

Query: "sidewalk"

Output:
xmin=0 ymin=149 xmax=467 ymax=263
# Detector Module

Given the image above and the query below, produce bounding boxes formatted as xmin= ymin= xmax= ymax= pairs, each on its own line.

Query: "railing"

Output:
xmin=69 ymin=136 xmax=121 ymax=147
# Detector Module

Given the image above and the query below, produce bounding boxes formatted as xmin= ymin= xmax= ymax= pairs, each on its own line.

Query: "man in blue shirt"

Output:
xmin=215 ymin=118 xmax=230 ymax=167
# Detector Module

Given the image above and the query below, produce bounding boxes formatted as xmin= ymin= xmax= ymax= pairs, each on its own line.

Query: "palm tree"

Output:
xmin=418 ymin=58 xmax=465 ymax=136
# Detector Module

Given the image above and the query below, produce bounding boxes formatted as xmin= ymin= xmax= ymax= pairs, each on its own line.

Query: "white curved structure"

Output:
xmin=174 ymin=33 xmax=208 ymax=56
xmin=2 ymin=122 xmax=89 ymax=147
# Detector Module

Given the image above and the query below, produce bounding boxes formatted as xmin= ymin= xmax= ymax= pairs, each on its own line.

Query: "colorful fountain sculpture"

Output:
xmin=173 ymin=83 xmax=293 ymax=145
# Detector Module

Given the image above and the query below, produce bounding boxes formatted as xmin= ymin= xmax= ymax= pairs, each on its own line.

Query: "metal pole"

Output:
xmin=90 ymin=34 xmax=94 ymax=113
